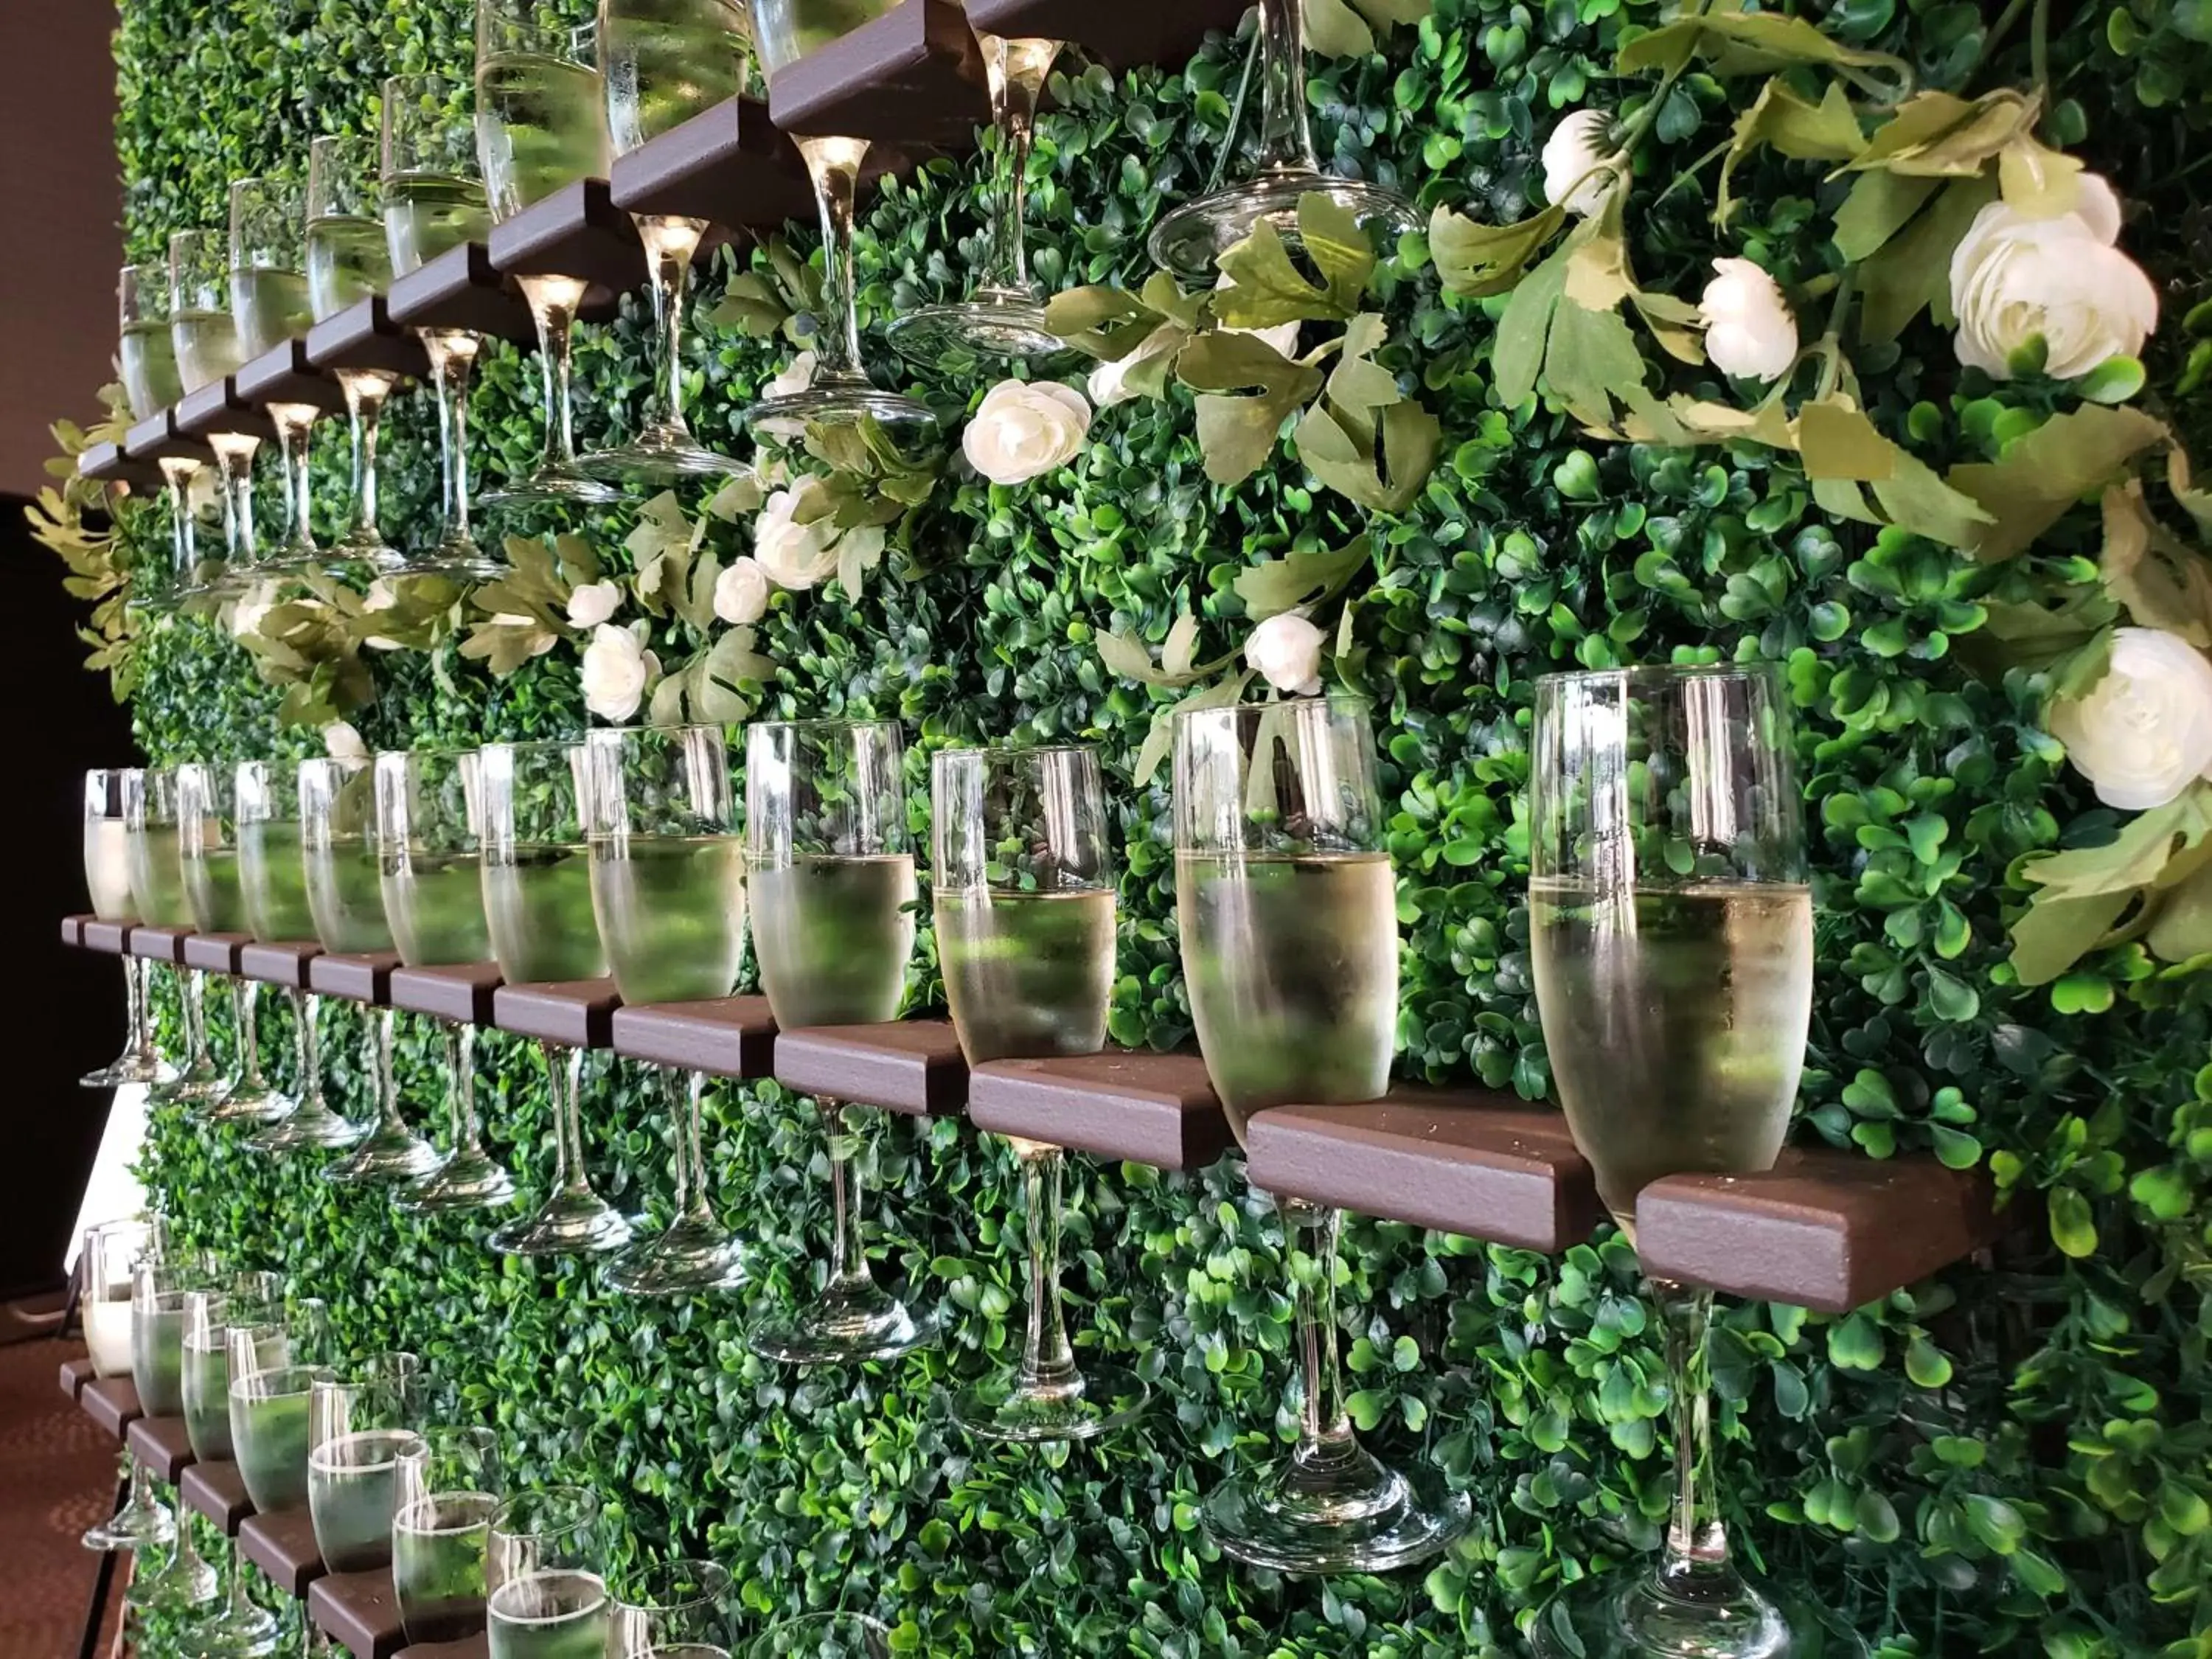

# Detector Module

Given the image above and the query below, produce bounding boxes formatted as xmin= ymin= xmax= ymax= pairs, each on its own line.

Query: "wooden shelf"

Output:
xmin=492 ymin=978 xmax=622 ymax=1048
xmin=80 ymin=919 xmax=131 ymax=955
xmin=60 ymin=915 xmax=88 ymax=947
xmin=60 ymin=1355 xmax=94 ymax=1399
xmin=307 ymin=298 xmax=427 ymax=380
xmin=609 ymin=995 xmax=776 ymax=1077
xmin=397 ymin=1638 xmax=488 ymax=1659
xmin=389 ymin=961 xmax=503 ymax=1025
xmin=128 ymin=925 xmax=189 ymax=964
xmin=240 ymin=1506 xmax=325 ymax=1597
xmin=387 ymin=243 xmax=535 ymax=344
xmin=969 ymin=1050 xmax=1230 ymax=1169
xmin=486 ymin=179 xmax=644 ymax=292
xmin=77 ymin=440 xmax=157 ymax=487
xmin=310 ymin=1567 xmax=408 ymax=1659
xmin=308 ymin=950 xmax=403 ymax=1004
xmin=182 ymin=1458 xmax=253 ymax=1534
xmin=966 ymin=0 xmax=1249 ymax=63
xmin=768 ymin=0 xmax=986 ymax=142
xmin=175 ymin=378 xmax=275 ymax=440
xmin=125 ymin=1414 xmax=195 ymax=1483
xmin=234 ymin=339 xmax=348 ymax=414
xmin=125 ymin=410 xmax=210 ymax=467
xmin=183 ymin=931 xmax=252 ymax=973
xmin=81 ymin=1376 xmax=142 ymax=1439
xmin=773 ymin=1019 xmax=967 ymax=1116
xmin=240 ymin=940 xmax=323 ymax=988
xmin=612 ymin=98 xmax=814 ymax=229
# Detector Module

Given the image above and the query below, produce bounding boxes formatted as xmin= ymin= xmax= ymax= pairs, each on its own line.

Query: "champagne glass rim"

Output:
xmin=614 ymin=1556 xmax=732 ymax=1610
xmin=1535 ymin=661 xmax=1783 ymax=689
xmin=586 ymin=722 xmax=735 ymax=741
xmin=933 ymin=742 xmax=1094 ymax=761
xmin=479 ymin=737 xmax=585 ymax=759
xmin=748 ymin=716 xmax=902 ymax=737
xmin=1171 ymin=692 xmax=1369 ymax=724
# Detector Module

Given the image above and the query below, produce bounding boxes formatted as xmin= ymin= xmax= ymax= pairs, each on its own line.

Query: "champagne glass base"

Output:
xmin=129 ymin=1547 xmax=220 ymax=1613
xmin=332 ymin=532 xmax=407 ymax=571
xmin=742 ymin=384 xmax=942 ymax=464
xmin=887 ymin=292 xmax=1068 ymax=369
xmin=396 ymin=540 xmax=506 ymax=584
xmin=154 ymin=1062 xmax=232 ymax=1108
xmin=604 ymin=1217 xmax=748 ymax=1297
xmin=1528 ymin=1573 xmax=1870 ymax=1659
xmin=1148 ymin=168 xmax=1420 ymax=285
xmin=201 ymin=1082 xmax=293 ymax=1125
xmin=181 ymin=1592 xmax=282 ymax=1658
xmin=478 ymin=468 xmax=622 ymax=509
xmin=81 ymin=1053 xmax=178 ymax=1089
xmin=83 ymin=1492 xmax=173 ymax=1553
xmin=246 ymin=1103 xmax=368 ymax=1152
xmin=574 ymin=425 xmax=745 ymax=483
xmin=1200 ymin=1454 xmax=1469 ymax=1576
xmin=251 ymin=545 xmax=324 ymax=581
xmin=747 ymin=1281 xmax=937 ymax=1367
xmin=953 ymin=1360 xmax=1150 ymax=1444
xmin=321 ymin=1124 xmax=443 ymax=1186
xmin=394 ymin=1146 xmax=517 ymax=1214
xmin=488 ymin=1192 xmax=634 ymax=1257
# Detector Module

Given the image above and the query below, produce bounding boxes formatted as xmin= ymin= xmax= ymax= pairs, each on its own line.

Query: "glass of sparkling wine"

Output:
xmin=132 ymin=1259 xmax=204 ymax=1418
xmin=80 ymin=1220 xmax=149 ymax=1380
xmin=1145 ymin=0 xmax=1418 ymax=283
xmin=473 ymin=0 xmax=622 ymax=507
xmin=1172 ymin=695 xmax=1469 ymax=1574
xmin=231 ymin=175 xmax=325 ymax=574
xmin=747 ymin=1614 xmax=891 ymax=1658
xmin=306 ymin=133 xmax=407 ymax=574
xmin=611 ymin=1559 xmax=732 ymax=1656
xmin=394 ymin=1427 xmax=504 ymax=1644
xmin=119 ymin=261 xmax=209 ymax=599
xmin=1525 ymin=664 xmax=1854 ymax=1659
xmin=585 ymin=723 xmax=748 ymax=1295
xmin=381 ymin=74 xmax=504 ymax=581
xmin=377 ymin=747 xmax=518 ymax=1213
xmin=742 ymin=0 xmax=937 ymax=457
xmin=230 ymin=1351 xmax=338 ymax=1514
xmin=887 ymin=25 xmax=1065 ymax=369
xmin=308 ymin=1375 xmax=425 ymax=1573
xmin=170 ymin=227 xmax=247 ymax=393
xmin=577 ymin=0 xmax=748 ymax=482
xmin=81 ymin=768 xmax=174 ymax=1090
xmin=745 ymin=717 xmax=931 ymax=1364
xmin=179 ymin=762 xmax=286 ymax=1123
xmin=237 ymin=757 xmax=347 ymax=1150
xmin=932 ymin=744 xmax=1145 ymax=1441
xmin=191 ymin=1324 xmax=291 ymax=1657
xmin=480 ymin=740 xmax=632 ymax=1256
xmin=487 ymin=1486 xmax=605 ymax=1659
xmin=124 ymin=765 xmax=229 ymax=1108
xmin=183 ymin=1293 xmax=285 ymax=1462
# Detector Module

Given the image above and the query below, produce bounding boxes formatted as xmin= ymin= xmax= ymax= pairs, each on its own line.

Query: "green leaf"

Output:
xmin=1492 ymin=244 xmax=1568 ymax=408
xmin=1296 ymin=395 xmax=1441 ymax=511
xmin=1849 ymin=89 xmax=2035 ymax=176
xmin=2011 ymin=787 xmax=2212 ymax=983
xmin=2147 ymin=858 xmax=2212 ymax=961
xmin=1429 ymin=203 xmax=1568 ymax=299
xmin=1213 ymin=195 xmax=1373 ymax=327
xmin=1620 ymin=9 xmax=1910 ymax=81
xmin=1964 ymin=1492 xmax=2029 ymax=1554
xmin=2101 ymin=481 xmax=2212 ymax=645
xmin=1948 ymin=406 xmax=2172 ymax=563
xmin=1301 ymin=0 xmax=1429 ymax=55
xmin=1543 ymin=287 xmax=1651 ymax=431
xmin=1797 ymin=398 xmax=1899 ymax=481
xmin=2075 ymin=355 xmax=2146 ymax=403
xmin=1859 ymin=175 xmax=1996 ymax=343
xmin=1234 ymin=537 xmax=1373 ymax=619
xmin=1834 ymin=171 xmax=1942 ymax=262
xmin=1043 ymin=284 xmax=1165 ymax=359
xmin=1177 ymin=333 xmax=1325 ymax=487
xmin=1719 ymin=78 xmax=1863 ymax=225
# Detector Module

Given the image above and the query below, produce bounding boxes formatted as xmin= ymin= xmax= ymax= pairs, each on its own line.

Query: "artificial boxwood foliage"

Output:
xmin=94 ymin=0 xmax=2212 ymax=1654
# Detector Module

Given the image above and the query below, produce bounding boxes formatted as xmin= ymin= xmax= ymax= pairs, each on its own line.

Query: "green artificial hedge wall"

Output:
xmin=77 ymin=0 xmax=2212 ymax=1654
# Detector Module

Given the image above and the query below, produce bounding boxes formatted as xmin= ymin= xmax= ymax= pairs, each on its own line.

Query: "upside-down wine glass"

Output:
xmin=613 ymin=1559 xmax=732 ymax=1657
xmin=585 ymin=723 xmax=748 ymax=1295
xmin=1147 ymin=0 xmax=1418 ymax=283
xmin=179 ymin=762 xmax=288 ymax=1122
xmin=300 ymin=754 xmax=438 ymax=1180
xmin=376 ymin=747 xmax=518 ymax=1212
xmin=742 ymin=1 xmax=938 ymax=457
xmin=1526 ymin=664 xmax=1864 ymax=1659
xmin=394 ymin=1427 xmax=504 ymax=1645
xmin=382 ymin=74 xmax=505 ymax=581
xmin=481 ymin=740 xmax=633 ymax=1256
xmin=307 ymin=133 xmax=408 ymax=574
xmin=80 ymin=1222 xmax=174 ymax=1554
xmin=124 ymin=766 xmax=229 ymax=1108
xmin=238 ymin=758 xmax=351 ymax=1151
xmin=81 ymin=768 xmax=175 ymax=1089
xmin=1173 ymin=695 xmax=1470 ymax=1573
xmin=487 ymin=1486 xmax=607 ymax=1657
xmin=580 ymin=0 xmax=748 ymax=480
xmin=887 ymin=27 xmax=1065 ymax=368
xmin=119 ymin=260 xmax=208 ymax=602
xmin=933 ymin=744 xmax=1146 ymax=1441
xmin=745 ymin=717 xmax=931 ymax=1365
xmin=474 ymin=0 xmax=622 ymax=506
xmin=231 ymin=175 xmax=327 ymax=576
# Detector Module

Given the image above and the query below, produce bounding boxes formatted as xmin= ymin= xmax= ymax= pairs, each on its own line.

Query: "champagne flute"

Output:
xmin=584 ymin=723 xmax=748 ymax=1295
xmin=189 ymin=1318 xmax=294 ymax=1658
xmin=300 ymin=754 xmax=440 ymax=1181
xmin=171 ymin=228 xmax=248 ymax=393
xmin=394 ymin=1427 xmax=504 ymax=1645
xmin=579 ymin=0 xmax=748 ymax=481
xmin=79 ymin=1220 xmax=149 ymax=1380
xmin=378 ymin=747 xmax=518 ymax=1213
xmin=745 ymin=717 xmax=931 ymax=1365
xmin=1147 ymin=0 xmax=1417 ymax=283
xmin=125 ymin=1505 xmax=219 ymax=1620
xmin=474 ymin=0 xmax=622 ymax=506
xmin=308 ymin=1376 xmax=425 ymax=1573
xmin=933 ymin=745 xmax=1144 ymax=1441
xmin=747 ymin=1614 xmax=891 ymax=1658
xmin=887 ymin=27 xmax=1065 ymax=368
xmin=119 ymin=262 xmax=208 ymax=599
xmin=124 ymin=766 xmax=229 ymax=1108
xmin=180 ymin=761 xmax=288 ymax=1123
xmin=479 ymin=740 xmax=633 ymax=1256
xmin=230 ymin=1352 xmax=339 ymax=1514
xmin=132 ymin=1259 xmax=203 ymax=1419
xmin=183 ymin=1290 xmax=286 ymax=1462
xmin=487 ymin=1486 xmax=606 ymax=1659
xmin=307 ymin=133 xmax=408 ymax=574
xmin=382 ymin=74 xmax=504 ymax=581
xmin=1526 ymin=664 xmax=1860 ymax=1658
xmin=742 ymin=1 xmax=938 ymax=456
xmin=80 ymin=768 xmax=175 ymax=1089
xmin=238 ymin=758 xmax=350 ymax=1152
xmin=232 ymin=175 xmax=327 ymax=575
xmin=612 ymin=1559 xmax=732 ymax=1657
xmin=1172 ymin=695 xmax=1468 ymax=1573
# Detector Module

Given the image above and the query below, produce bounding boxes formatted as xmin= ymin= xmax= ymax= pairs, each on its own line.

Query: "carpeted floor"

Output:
xmin=0 ymin=1311 xmax=128 ymax=1658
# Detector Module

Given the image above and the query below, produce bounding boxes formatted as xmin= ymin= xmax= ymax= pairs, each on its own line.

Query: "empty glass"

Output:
xmin=80 ymin=768 xmax=174 ymax=1090
xmin=611 ymin=1559 xmax=731 ymax=1656
xmin=394 ymin=1427 xmax=504 ymax=1645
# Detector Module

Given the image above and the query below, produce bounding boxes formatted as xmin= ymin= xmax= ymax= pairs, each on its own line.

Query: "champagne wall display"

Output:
xmin=63 ymin=0 xmax=2212 ymax=1652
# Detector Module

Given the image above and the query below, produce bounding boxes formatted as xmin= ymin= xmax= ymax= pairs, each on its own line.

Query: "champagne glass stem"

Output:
xmin=367 ymin=1007 xmax=406 ymax=1137
xmin=338 ymin=371 xmax=394 ymax=543
xmin=1017 ymin=1142 xmax=1077 ymax=1392
xmin=636 ymin=216 xmax=706 ymax=431
xmin=209 ymin=434 xmax=260 ymax=566
xmin=422 ymin=330 xmax=480 ymax=544
xmin=292 ymin=989 xmax=323 ymax=1112
xmin=1253 ymin=0 xmax=1322 ymax=173
xmin=542 ymin=1043 xmax=596 ymax=1203
xmin=445 ymin=1023 xmax=486 ymax=1155
xmin=820 ymin=1099 xmax=877 ymax=1298
xmin=269 ymin=404 xmax=319 ymax=551
xmin=160 ymin=459 xmax=199 ymax=583
xmin=1281 ymin=1197 xmax=1360 ymax=1478
xmin=795 ymin=137 xmax=870 ymax=383
xmin=518 ymin=274 xmax=589 ymax=470
xmin=675 ymin=1068 xmax=723 ymax=1228
xmin=127 ymin=956 xmax=156 ymax=1067
xmin=234 ymin=981 xmax=265 ymax=1088
xmin=977 ymin=38 xmax=1056 ymax=297
xmin=1655 ymin=1280 xmax=1743 ymax=1596
xmin=184 ymin=970 xmax=212 ymax=1073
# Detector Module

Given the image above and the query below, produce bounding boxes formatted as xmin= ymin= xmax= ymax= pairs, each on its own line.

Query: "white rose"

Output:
xmin=714 ymin=556 xmax=771 ymax=625
xmin=766 ymin=351 xmax=817 ymax=399
xmin=2048 ymin=627 xmax=2212 ymax=811
xmin=580 ymin=624 xmax=657 ymax=724
xmin=752 ymin=489 xmax=840 ymax=591
xmin=1088 ymin=324 xmax=1186 ymax=408
xmin=1542 ymin=108 xmax=1618 ymax=218
xmin=1698 ymin=257 xmax=1798 ymax=381
xmin=1245 ymin=612 xmax=1326 ymax=697
xmin=1211 ymin=274 xmax=1304 ymax=361
xmin=566 ymin=580 xmax=623 ymax=630
xmin=322 ymin=721 xmax=369 ymax=761
xmin=962 ymin=380 xmax=1091 ymax=486
xmin=1949 ymin=174 xmax=2157 ymax=380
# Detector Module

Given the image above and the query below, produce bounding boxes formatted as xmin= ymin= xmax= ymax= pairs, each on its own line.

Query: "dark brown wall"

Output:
xmin=0 ymin=1 xmax=121 ymax=497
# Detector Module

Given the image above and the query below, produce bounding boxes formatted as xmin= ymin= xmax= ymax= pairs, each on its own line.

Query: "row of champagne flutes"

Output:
xmin=79 ymin=1217 xmax=886 ymax=1658
xmin=88 ymin=667 xmax=1847 ymax=1655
